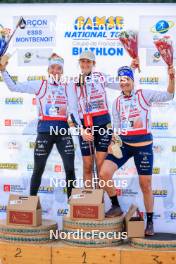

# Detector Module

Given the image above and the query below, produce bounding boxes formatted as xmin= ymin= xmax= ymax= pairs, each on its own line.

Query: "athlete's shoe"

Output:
xmin=145 ymin=222 xmax=154 ymax=236
xmin=105 ymin=205 xmax=123 ymax=218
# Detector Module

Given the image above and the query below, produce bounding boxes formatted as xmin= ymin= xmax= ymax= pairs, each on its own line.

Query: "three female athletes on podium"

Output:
xmin=0 ymin=50 xmax=175 ymax=236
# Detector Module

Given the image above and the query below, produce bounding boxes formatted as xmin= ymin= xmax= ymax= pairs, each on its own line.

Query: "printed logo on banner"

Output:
xmin=29 ymin=142 xmax=36 ymax=149
xmin=152 ymin=122 xmax=168 ymax=130
xmin=0 ymin=205 xmax=6 ymax=212
xmin=27 ymin=164 xmax=34 ymax=171
xmin=4 ymin=119 xmax=28 ymax=127
xmin=169 ymin=168 xmax=176 ymax=175
xmin=152 ymin=102 xmax=170 ymax=108
xmin=146 ymin=48 xmax=176 ymax=66
xmin=0 ymin=76 xmax=18 ymax=82
xmin=171 ymin=146 xmax=176 ymax=152
xmin=17 ymin=48 xmax=53 ymax=66
xmin=170 ymin=212 xmax=176 ymax=219
xmin=13 ymin=16 xmax=56 ymax=47
xmin=55 ymin=165 xmax=62 ymax=172
xmin=153 ymin=144 xmax=164 ymax=154
xmin=4 ymin=184 xmax=10 ymax=192
xmin=0 ymin=163 xmax=18 ymax=169
xmin=153 ymin=189 xmax=167 ymax=197
xmin=3 ymin=184 xmax=26 ymax=193
xmin=151 ymin=20 xmax=174 ymax=35
xmin=5 ymin=97 xmax=23 ymax=105
xmin=139 ymin=16 xmax=176 ymax=49
xmin=64 ymin=16 xmax=125 ymax=57
xmin=116 ymin=188 xmax=122 ymax=196
xmin=57 ymin=208 xmax=69 ymax=216
xmin=139 ymin=76 xmax=159 ymax=85
xmin=38 ymin=186 xmax=54 ymax=193
xmin=153 ymin=167 xmax=160 ymax=174
xmin=6 ymin=140 xmax=21 ymax=150
xmin=27 ymin=76 xmax=46 ymax=81
xmin=115 ymin=188 xmax=138 ymax=197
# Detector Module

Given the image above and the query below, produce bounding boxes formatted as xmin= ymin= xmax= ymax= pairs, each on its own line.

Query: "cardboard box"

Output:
xmin=125 ymin=204 xmax=144 ymax=238
xmin=70 ymin=188 xmax=105 ymax=220
xmin=7 ymin=194 xmax=42 ymax=227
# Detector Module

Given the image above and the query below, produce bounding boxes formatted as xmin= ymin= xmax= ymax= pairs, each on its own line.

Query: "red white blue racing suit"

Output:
xmin=2 ymin=71 xmax=76 ymax=197
xmin=68 ymin=71 xmax=118 ymax=156
xmin=106 ymin=88 xmax=174 ymax=175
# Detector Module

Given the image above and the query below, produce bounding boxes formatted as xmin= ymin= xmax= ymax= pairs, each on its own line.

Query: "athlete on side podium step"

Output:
xmin=0 ymin=53 xmax=76 ymax=198
xmin=99 ymin=61 xmax=175 ymax=236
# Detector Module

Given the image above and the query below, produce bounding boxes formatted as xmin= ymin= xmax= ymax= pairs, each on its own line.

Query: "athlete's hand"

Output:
xmin=130 ymin=57 xmax=139 ymax=69
xmin=0 ymin=55 xmax=9 ymax=71
xmin=108 ymin=141 xmax=115 ymax=154
xmin=81 ymin=128 xmax=94 ymax=141
xmin=168 ymin=65 xmax=175 ymax=78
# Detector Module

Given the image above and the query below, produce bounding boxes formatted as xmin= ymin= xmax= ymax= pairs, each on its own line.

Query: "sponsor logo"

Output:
xmin=153 ymin=145 xmax=164 ymax=154
xmin=153 ymin=167 xmax=160 ymax=174
xmin=0 ymin=205 xmax=6 ymax=212
xmin=3 ymin=184 xmax=26 ymax=193
xmin=57 ymin=208 xmax=69 ymax=216
xmin=7 ymin=141 xmax=21 ymax=150
xmin=139 ymin=77 xmax=159 ymax=85
xmin=54 ymin=165 xmax=62 ymax=173
xmin=29 ymin=142 xmax=36 ymax=149
xmin=27 ymin=76 xmax=46 ymax=81
xmin=65 ymin=16 xmax=125 ymax=57
xmin=0 ymin=76 xmax=18 ymax=82
xmin=0 ymin=163 xmax=18 ymax=169
xmin=38 ymin=186 xmax=54 ymax=193
xmin=116 ymin=188 xmax=138 ymax=197
xmin=152 ymin=122 xmax=168 ymax=130
xmin=5 ymin=97 xmax=23 ymax=105
xmin=170 ymin=168 xmax=176 ymax=174
xmin=170 ymin=212 xmax=176 ymax=220
xmin=27 ymin=164 xmax=34 ymax=171
xmin=153 ymin=189 xmax=167 ymax=197
xmin=151 ymin=20 xmax=175 ymax=34
xmin=171 ymin=146 xmax=176 ymax=152
xmin=4 ymin=119 xmax=28 ymax=127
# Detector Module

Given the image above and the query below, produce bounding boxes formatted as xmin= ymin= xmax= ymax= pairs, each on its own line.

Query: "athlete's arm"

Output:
xmin=167 ymin=65 xmax=175 ymax=95
xmin=1 ymin=70 xmax=41 ymax=94
xmin=112 ymin=99 xmax=120 ymax=135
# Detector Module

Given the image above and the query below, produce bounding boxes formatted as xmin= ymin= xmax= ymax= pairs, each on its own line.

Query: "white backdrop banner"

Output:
xmin=0 ymin=3 xmax=176 ymax=232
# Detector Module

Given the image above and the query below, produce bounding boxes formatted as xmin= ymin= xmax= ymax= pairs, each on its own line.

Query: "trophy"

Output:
xmin=0 ymin=17 xmax=26 ymax=69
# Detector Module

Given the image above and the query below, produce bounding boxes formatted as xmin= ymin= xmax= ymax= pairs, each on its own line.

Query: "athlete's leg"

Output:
xmin=55 ymin=134 xmax=76 ymax=198
xmin=134 ymin=143 xmax=154 ymax=235
xmin=79 ymin=135 xmax=94 ymax=187
xmin=30 ymin=133 xmax=54 ymax=195
xmin=95 ymin=151 xmax=108 ymax=176
xmin=99 ymin=143 xmax=132 ymax=217
xmin=94 ymin=124 xmax=112 ymax=181
xmin=99 ymin=159 xmax=118 ymax=196
xmin=139 ymin=175 xmax=153 ymax=212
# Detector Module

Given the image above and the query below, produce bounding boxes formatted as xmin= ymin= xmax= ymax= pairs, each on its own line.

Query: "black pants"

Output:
xmin=30 ymin=133 xmax=75 ymax=198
